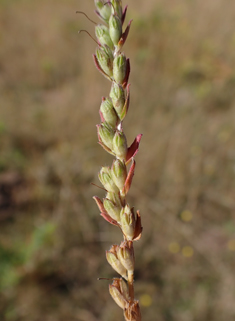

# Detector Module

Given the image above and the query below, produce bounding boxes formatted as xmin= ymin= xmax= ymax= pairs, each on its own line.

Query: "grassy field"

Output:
xmin=0 ymin=0 xmax=235 ymax=320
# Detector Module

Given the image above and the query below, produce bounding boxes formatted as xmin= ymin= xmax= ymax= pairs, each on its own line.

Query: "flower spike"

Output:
xmin=89 ymin=0 xmax=143 ymax=319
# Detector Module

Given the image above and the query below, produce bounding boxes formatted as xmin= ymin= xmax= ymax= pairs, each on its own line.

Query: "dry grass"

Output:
xmin=0 ymin=0 xmax=235 ymax=320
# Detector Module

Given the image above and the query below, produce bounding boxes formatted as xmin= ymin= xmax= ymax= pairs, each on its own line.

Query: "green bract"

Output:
xmin=112 ymin=130 xmax=127 ymax=160
xmin=100 ymin=98 xmax=119 ymax=128
xmin=111 ymin=0 xmax=123 ymax=20
xmin=103 ymin=198 xmax=121 ymax=222
xmin=109 ymin=14 xmax=122 ymax=46
xmin=96 ymin=46 xmax=114 ymax=77
xmin=98 ymin=167 xmax=119 ymax=193
xmin=97 ymin=122 xmax=115 ymax=150
xmin=109 ymin=82 xmax=126 ymax=117
xmin=113 ymin=53 xmax=127 ymax=84
xmin=94 ymin=0 xmax=112 ymax=23
xmin=120 ymin=205 xmax=136 ymax=241
xmin=95 ymin=25 xmax=114 ymax=50
xmin=111 ymin=159 xmax=127 ymax=190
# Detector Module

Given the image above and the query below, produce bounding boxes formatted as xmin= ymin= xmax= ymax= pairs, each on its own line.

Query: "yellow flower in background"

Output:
xmin=168 ymin=242 xmax=180 ymax=254
xmin=180 ymin=210 xmax=193 ymax=222
xmin=140 ymin=294 xmax=153 ymax=307
xmin=182 ymin=246 xmax=194 ymax=258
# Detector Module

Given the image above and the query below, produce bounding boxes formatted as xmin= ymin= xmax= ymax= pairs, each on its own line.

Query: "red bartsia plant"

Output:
xmin=91 ymin=1 xmax=143 ymax=320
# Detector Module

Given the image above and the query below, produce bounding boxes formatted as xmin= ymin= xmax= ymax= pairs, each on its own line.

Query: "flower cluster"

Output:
xmin=92 ymin=1 xmax=142 ymax=320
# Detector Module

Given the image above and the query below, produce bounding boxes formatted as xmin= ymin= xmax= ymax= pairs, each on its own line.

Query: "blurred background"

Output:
xmin=0 ymin=0 xmax=235 ymax=320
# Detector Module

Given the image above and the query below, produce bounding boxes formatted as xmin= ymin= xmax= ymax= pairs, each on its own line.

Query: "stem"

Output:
xmin=128 ymin=269 xmax=134 ymax=301
xmin=128 ymin=241 xmax=134 ymax=301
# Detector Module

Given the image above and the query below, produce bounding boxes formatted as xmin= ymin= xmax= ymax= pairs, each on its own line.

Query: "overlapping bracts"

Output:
xmin=92 ymin=1 xmax=142 ymax=320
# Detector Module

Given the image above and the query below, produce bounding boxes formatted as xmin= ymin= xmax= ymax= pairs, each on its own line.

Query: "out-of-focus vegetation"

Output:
xmin=0 ymin=0 xmax=235 ymax=320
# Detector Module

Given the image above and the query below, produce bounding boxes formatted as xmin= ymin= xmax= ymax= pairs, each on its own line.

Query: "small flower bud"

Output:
xmin=94 ymin=0 xmax=112 ymax=23
xmin=109 ymin=278 xmax=129 ymax=309
xmin=117 ymin=241 xmax=134 ymax=272
xmin=109 ymin=82 xmax=126 ymax=117
xmin=113 ymin=53 xmax=127 ymax=84
xmin=120 ymin=205 xmax=136 ymax=240
xmin=103 ymin=198 xmax=121 ymax=222
xmin=100 ymin=98 xmax=119 ymax=128
xmin=95 ymin=24 xmax=114 ymax=50
xmin=106 ymin=191 xmax=123 ymax=208
xmin=109 ymin=14 xmax=122 ymax=46
xmin=121 ymin=204 xmax=130 ymax=217
xmin=106 ymin=245 xmax=127 ymax=279
xmin=112 ymin=130 xmax=128 ymax=160
xmin=111 ymin=0 xmax=123 ymax=20
xmin=97 ymin=122 xmax=115 ymax=150
xmin=111 ymin=159 xmax=127 ymax=190
xmin=96 ymin=46 xmax=113 ymax=77
xmin=98 ymin=167 xmax=119 ymax=193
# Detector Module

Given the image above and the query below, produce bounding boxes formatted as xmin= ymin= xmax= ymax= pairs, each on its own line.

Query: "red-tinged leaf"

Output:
xmin=133 ymin=210 xmax=142 ymax=241
xmin=122 ymin=58 xmax=130 ymax=89
xmin=93 ymin=196 xmax=107 ymax=214
xmin=100 ymin=212 xmax=119 ymax=226
xmin=121 ymin=5 xmax=128 ymax=25
xmin=93 ymin=54 xmax=112 ymax=81
xmin=120 ymin=84 xmax=130 ymax=121
xmin=126 ymin=134 xmax=143 ymax=164
xmin=123 ymin=159 xmax=135 ymax=195
xmin=118 ymin=19 xmax=133 ymax=50
xmin=94 ymin=196 xmax=119 ymax=226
